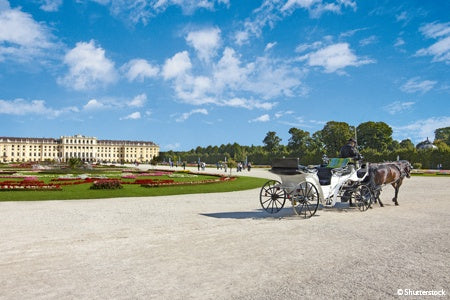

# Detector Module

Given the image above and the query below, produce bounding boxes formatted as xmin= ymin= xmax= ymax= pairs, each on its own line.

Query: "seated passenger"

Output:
xmin=340 ymin=138 xmax=361 ymax=160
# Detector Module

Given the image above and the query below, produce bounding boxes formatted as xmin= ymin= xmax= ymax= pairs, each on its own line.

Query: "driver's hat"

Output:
xmin=348 ymin=138 xmax=356 ymax=143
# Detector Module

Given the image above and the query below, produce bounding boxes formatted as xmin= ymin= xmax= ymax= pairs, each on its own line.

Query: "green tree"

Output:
xmin=399 ymin=139 xmax=415 ymax=151
xmin=287 ymin=127 xmax=311 ymax=157
xmin=68 ymin=158 xmax=82 ymax=169
xmin=263 ymin=131 xmax=282 ymax=154
xmin=318 ymin=121 xmax=353 ymax=156
xmin=435 ymin=127 xmax=450 ymax=145
xmin=357 ymin=121 xmax=393 ymax=151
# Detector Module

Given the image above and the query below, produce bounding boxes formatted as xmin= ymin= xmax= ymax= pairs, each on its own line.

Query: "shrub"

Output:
xmin=413 ymin=162 xmax=422 ymax=169
xmin=90 ymin=180 xmax=123 ymax=190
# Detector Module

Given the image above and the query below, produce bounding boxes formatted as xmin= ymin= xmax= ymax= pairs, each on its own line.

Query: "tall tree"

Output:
xmin=318 ymin=121 xmax=353 ymax=156
xmin=435 ymin=127 xmax=450 ymax=145
xmin=357 ymin=121 xmax=393 ymax=151
xmin=263 ymin=131 xmax=282 ymax=154
xmin=287 ymin=127 xmax=311 ymax=157
xmin=399 ymin=139 xmax=415 ymax=150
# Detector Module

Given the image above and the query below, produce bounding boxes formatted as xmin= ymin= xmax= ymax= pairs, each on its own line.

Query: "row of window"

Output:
xmin=3 ymin=145 xmax=156 ymax=151
xmin=4 ymin=152 xmax=154 ymax=159
xmin=64 ymin=139 xmax=95 ymax=144
xmin=6 ymin=152 xmax=57 ymax=157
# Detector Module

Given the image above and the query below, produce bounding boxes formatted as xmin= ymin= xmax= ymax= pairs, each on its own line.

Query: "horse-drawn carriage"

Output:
xmin=259 ymin=157 xmax=374 ymax=218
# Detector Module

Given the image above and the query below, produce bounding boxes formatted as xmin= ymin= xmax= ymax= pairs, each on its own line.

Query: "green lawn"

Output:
xmin=0 ymin=176 xmax=268 ymax=201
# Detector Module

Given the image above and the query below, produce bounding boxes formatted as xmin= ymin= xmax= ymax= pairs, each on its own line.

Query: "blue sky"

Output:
xmin=0 ymin=0 xmax=449 ymax=151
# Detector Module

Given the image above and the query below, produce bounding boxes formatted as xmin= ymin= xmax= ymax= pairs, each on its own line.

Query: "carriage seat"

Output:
xmin=326 ymin=158 xmax=350 ymax=169
xmin=316 ymin=167 xmax=332 ymax=185
xmin=269 ymin=158 xmax=301 ymax=175
xmin=316 ymin=158 xmax=351 ymax=185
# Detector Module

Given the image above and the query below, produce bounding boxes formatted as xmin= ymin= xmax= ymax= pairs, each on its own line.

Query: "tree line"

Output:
xmin=158 ymin=121 xmax=450 ymax=169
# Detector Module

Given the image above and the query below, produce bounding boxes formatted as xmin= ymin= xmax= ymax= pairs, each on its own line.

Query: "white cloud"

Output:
xmin=359 ymin=35 xmax=377 ymax=46
xmin=58 ymin=40 xmax=118 ymax=90
xmin=129 ymin=93 xmax=147 ymax=107
xmin=220 ymin=97 xmax=277 ymax=110
xmin=162 ymin=51 xmax=192 ymax=79
xmin=400 ymin=77 xmax=437 ymax=94
xmin=164 ymin=46 xmax=306 ymax=107
xmin=274 ymin=110 xmax=294 ymax=119
xmin=396 ymin=11 xmax=407 ymax=22
xmin=213 ymin=47 xmax=251 ymax=91
xmin=0 ymin=98 xmax=78 ymax=117
xmin=39 ymin=0 xmax=63 ymax=12
xmin=242 ymin=56 xmax=305 ymax=99
xmin=301 ymin=42 xmax=374 ymax=73
xmin=175 ymin=108 xmax=208 ymax=122
xmin=249 ymin=114 xmax=270 ymax=123
xmin=121 ymin=111 xmax=141 ymax=120
xmin=235 ymin=0 xmax=356 ymax=45
xmin=186 ymin=27 xmax=221 ymax=62
xmin=282 ymin=0 xmax=356 ymax=16
xmin=163 ymin=46 xmax=306 ymax=108
xmin=265 ymin=42 xmax=277 ymax=51
xmin=83 ymin=99 xmax=105 ymax=110
xmin=416 ymin=22 xmax=450 ymax=64
xmin=383 ymin=101 xmax=415 ymax=115
xmin=121 ymin=59 xmax=159 ymax=82
xmin=0 ymin=4 xmax=56 ymax=62
xmin=394 ymin=117 xmax=450 ymax=143
xmin=93 ymin=0 xmax=229 ymax=25
xmin=174 ymin=75 xmax=215 ymax=105
xmin=0 ymin=0 xmax=10 ymax=10
xmin=419 ymin=22 xmax=450 ymax=39
xmin=295 ymin=41 xmax=323 ymax=53
xmin=394 ymin=37 xmax=405 ymax=47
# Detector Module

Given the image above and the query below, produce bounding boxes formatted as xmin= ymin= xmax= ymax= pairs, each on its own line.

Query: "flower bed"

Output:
xmin=0 ymin=179 xmax=61 ymax=191
xmin=141 ymin=176 xmax=236 ymax=187
xmin=50 ymin=178 xmax=96 ymax=186
xmin=90 ymin=180 xmax=123 ymax=190
xmin=169 ymin=173 xmax=198 ymax=178
xmin=0 ymin=170 xmax=237 ymax=192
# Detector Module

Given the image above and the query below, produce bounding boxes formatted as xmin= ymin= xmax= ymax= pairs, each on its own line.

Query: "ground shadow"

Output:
xmin=200 ymin=207 xmax=294 ymax=219
xmin=200 ymin=202 xmax=373 ymax=220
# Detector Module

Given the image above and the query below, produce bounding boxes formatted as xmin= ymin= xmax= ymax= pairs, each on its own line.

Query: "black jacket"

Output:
xmin=340 ymin=143 xmax=360 ymax=159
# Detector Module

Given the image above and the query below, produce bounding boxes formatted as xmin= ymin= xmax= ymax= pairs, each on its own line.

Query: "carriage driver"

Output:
xmin=340 ymin=138 xmax=361 ymax=160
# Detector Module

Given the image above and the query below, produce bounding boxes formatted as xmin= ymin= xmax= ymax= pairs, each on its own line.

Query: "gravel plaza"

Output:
xmin=0 ymin=166 xmax=449 ymax=299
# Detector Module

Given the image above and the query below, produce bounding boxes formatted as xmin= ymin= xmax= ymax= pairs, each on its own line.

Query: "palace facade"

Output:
xmin=0 ymin=134 xmax=159 ymax=163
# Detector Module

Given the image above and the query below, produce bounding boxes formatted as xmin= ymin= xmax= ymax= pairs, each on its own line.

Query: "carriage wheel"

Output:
xmin=353 ymin=184 xmax=373 ymax=212
xmin=292 ymin=182 xmax=319 ymax=218
xmin=259 ymin=180 xmax=286 ymax=214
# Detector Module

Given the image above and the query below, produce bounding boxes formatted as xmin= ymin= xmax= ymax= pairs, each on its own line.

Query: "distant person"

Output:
xmin=339 ymin=138 xmax=361 ymax=160
xmin=247 ymin=162 xmax=252 ymax=172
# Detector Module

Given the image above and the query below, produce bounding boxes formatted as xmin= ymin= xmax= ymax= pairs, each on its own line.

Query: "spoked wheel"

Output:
xmin=352 ymin=184 xmax=373 ymax=211
xmin=259 ymin=180 xmax=286 ymax=214
xmin=292 ymin=182 xmax=319 ymax=218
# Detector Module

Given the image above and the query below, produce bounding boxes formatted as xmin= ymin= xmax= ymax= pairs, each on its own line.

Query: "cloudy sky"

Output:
xmin=0 ymin=0 xmax=449 ymax=150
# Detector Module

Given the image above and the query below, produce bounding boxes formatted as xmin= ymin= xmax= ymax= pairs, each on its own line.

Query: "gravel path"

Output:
xmin=0 ymin=168 xmax=449 ymax=299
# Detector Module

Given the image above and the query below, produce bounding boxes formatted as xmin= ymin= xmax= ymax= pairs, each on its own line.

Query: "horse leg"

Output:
xmin=392 ymin=179 xmax=403 ymax=206
xmin=377 ymin=192 xmax=384 ymax=207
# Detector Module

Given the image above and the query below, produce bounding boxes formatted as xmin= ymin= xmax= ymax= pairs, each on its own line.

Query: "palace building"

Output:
xmin=0 ymin=134 xmax=159 ymax=164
